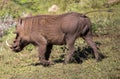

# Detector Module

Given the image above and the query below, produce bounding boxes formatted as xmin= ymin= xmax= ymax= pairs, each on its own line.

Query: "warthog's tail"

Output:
xmin=81 ymin=9 xmax=113 ymax=17
xmin=82 ymin=25 xmax=89 ymax=36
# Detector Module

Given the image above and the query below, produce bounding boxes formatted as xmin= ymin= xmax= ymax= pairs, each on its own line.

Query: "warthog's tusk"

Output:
xmin=6 ymin=38 xmax=12 ymax=47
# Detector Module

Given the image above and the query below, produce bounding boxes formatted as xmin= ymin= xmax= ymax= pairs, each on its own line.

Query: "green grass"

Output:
xmin=0 ymin=0 xmax=120 ymax=79
xmin=0 ymin=39 xmax=120 ymax=79
xmin=0 ymin=14 xmax=120 ymax=79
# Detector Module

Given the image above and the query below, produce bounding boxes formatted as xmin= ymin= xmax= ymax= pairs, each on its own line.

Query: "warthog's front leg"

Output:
xmin=45 ymin=44 xmax=53 ymax=60
xmin=38 ymin=44 xmax=54 ymax=66
xmin=36 ymin=36 xmax=51 ymax=66
xmin=38 ymin=45 xmax=51 ymax=66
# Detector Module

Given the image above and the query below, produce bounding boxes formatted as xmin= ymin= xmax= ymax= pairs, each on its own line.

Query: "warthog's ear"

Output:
xmin=17 ymin=18 xmax=23 ymax=27
xmin=19 ymin=18 xmax=22 ymax=25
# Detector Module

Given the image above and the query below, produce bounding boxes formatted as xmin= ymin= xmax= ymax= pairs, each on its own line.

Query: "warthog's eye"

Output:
xmin=13 ymin=40 xmax=16 ymax=43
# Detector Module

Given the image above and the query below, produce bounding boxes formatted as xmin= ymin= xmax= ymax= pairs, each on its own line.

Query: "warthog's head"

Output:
xmin=9 ymin=19 xmax=30 ymax=52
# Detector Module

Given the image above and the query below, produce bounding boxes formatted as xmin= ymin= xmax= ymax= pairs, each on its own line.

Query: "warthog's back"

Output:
xmin=18 ymin=12 xmax=91 ymax=44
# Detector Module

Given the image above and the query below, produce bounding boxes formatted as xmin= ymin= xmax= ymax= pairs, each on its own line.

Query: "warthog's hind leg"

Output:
xmin=82 ymin=31 xmax=101 ymax=61
xmin=64 ymin=36 xmax=76 ymax=64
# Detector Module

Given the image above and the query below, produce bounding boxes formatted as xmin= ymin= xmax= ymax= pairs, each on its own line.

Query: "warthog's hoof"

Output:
xmin=96 ymin=57 xmax=102 ymax=62
xmin=40 ymin=61 xmax=54 ymax=67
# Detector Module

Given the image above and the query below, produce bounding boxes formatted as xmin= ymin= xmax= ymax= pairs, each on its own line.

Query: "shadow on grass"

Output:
xmin=29 ymin=42 xmax=106 ymax=66
xmin=54 ymin=42 xmax=106 ymax=64
xmin=71 ymin=46 xmax=106 ymax=64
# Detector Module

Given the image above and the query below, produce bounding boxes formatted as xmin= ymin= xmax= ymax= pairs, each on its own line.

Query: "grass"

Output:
xmin=0 ymin=0 xmax=120 ymax=79
xmin=0 ymin=15 xmax=120 ymax=79
xmin=0 ymin=44 xmax=120 ymax=79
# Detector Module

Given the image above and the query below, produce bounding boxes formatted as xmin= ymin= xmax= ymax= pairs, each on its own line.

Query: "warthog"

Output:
xmin=9 ymin=12 xmax=101 ymax=66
